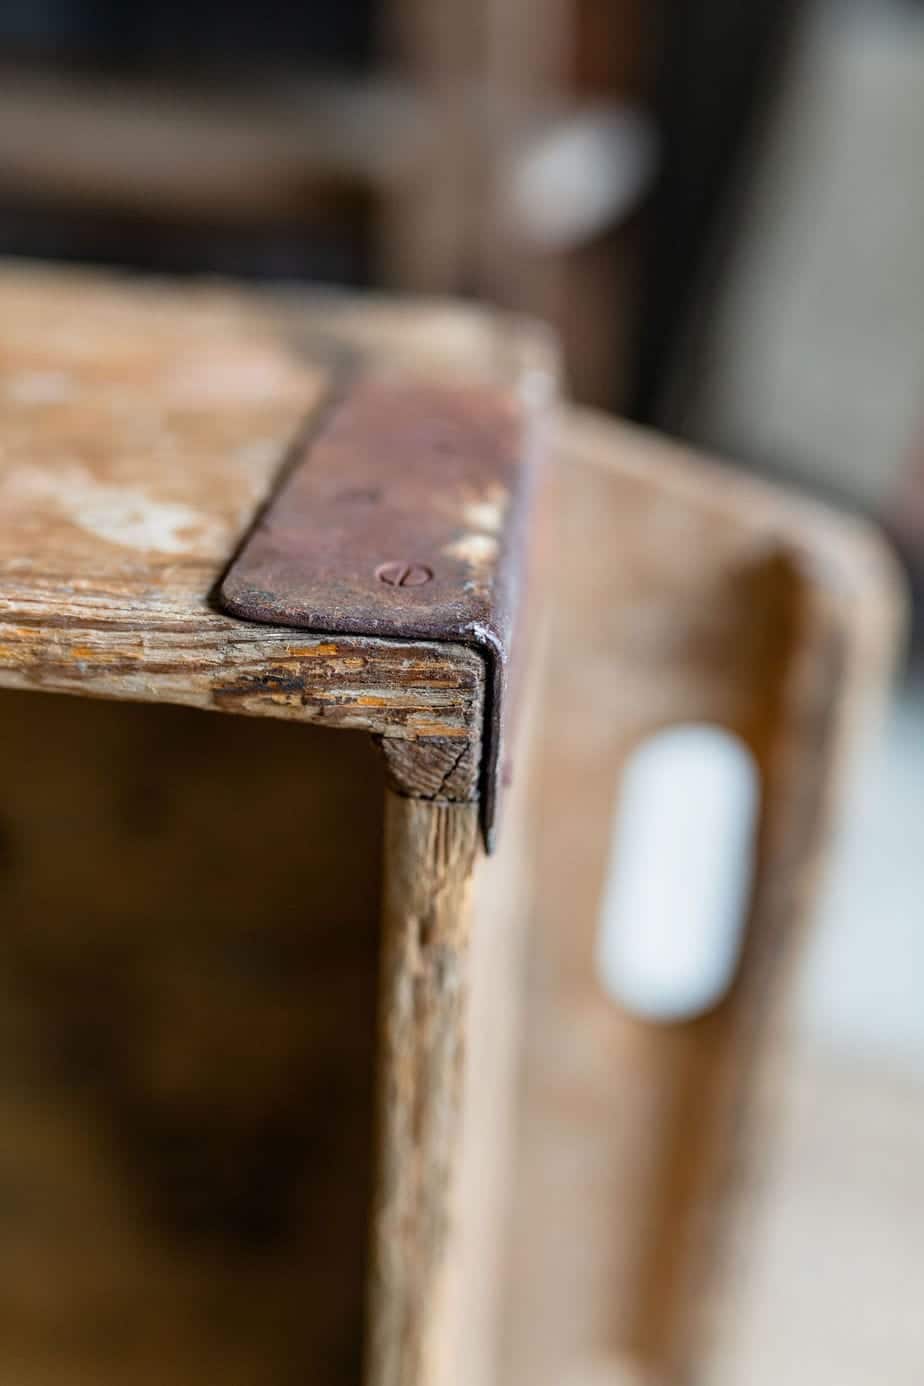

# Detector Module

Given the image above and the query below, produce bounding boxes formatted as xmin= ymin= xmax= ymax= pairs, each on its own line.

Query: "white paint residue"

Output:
xmin=163 ymin=352 xmax=295 ymax=405
xmin=463 ymin=497 xmax=506 ymax=534
xmin=443 ymin=533 xmax=499 ymax=567
xmin=74 ymin=488 xmax=219 ymax=554
xmin=7 ymin=464 xmax=227 ymax=555
xmin=5 ymin=370 xmax=76 ymax=404
xmin=462 ymin=481 xmax=509 ymax=535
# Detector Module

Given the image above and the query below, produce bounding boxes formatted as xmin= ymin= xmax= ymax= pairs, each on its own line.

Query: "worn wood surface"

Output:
xmin=436 ymin=602 xmax=549 ymax=1386
xmin=367 ymin=795 xmax=480 ymax=1386
xmin=367 ymin=636 xmax=542 ymax=1386
xmin=0 ymin=265 xmax=560 ymax=802
xmin=502 ymin=409 xmax=902 ymax=1385
xmin=0 ymin=263 xmax=554 ymax=1386
xmin=0 ymin=263 xmax=901 ymax=1386
xmin=367 ymin=594 xmax=548 ymax=1386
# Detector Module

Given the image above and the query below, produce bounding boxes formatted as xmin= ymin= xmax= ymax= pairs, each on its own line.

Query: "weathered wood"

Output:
xmin=0 ymin=263 xmax=554 ymax=1386
xmin=436 ymin=603 xmax=548 ymax=1386
xmin=0 ymin=266 xmax=559 ymax=802
xmin=368 ymin=582 xmax=546 ymax=1386
xmin=379 ymin=734 xmax=481 ymax=802
xmin=501 ymin=408 xmax=902 ymax=1385
xmin=367 ymin=794 xmax=480 ymax=1386
xmin=0 ymin=262 xmax=900 ymax=1386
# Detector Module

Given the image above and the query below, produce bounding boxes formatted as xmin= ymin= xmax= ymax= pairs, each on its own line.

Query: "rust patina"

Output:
xmin=220 ymin=377 xmax=547 ymax=848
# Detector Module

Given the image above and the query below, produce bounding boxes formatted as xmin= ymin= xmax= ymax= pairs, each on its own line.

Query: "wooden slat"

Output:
xmin=368 ymin=796 xmax=481 ymax=1386
xmin=501 ymin=408 xmax=902 ymax=1384
xmin=368 ymin=607 xmax=545 ymax=1386
xmin=0 ymin=262 xmax=897 ymax=1386
xmin=0 ymin=266 xmax=556 ymax=796
xmin=0 ymin=263 xmax=555 ymax=1386
xmin=0 ymin=66 xmax=424 ymax=222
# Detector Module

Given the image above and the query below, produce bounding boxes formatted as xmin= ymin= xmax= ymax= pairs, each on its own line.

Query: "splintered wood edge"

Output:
xmin=0 ymin=264 xmax=563 ymax=807
xmin=0 ymin=605 xmax=487 ymax=803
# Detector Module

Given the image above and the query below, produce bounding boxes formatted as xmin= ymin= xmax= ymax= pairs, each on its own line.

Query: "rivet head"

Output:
xmin=376 ymin=561 xmax=433 ymax=588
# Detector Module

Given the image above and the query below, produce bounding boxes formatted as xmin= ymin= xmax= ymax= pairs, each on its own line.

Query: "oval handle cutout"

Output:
xmin=596 ymin=724 xmax=759 ymax=1023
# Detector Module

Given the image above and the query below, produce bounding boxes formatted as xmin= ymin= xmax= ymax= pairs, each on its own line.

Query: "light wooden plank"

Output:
xmin=368 ymin=794 xmax=481 ymax=1386
xmin=502 ymin=407 xmax=902 ymax=1385
xmin=0 ymin=266 xmax=561 ymax=790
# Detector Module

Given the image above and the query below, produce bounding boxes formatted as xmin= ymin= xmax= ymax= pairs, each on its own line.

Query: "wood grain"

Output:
xmin=436 ymin=603 xmax=549 ymax=1386
xmin=0 ymin=263 xmax=557 ymax=1386
xmin=367 ymin=795 xmax=480 ymax=1386
xmin=0 ymin=265 xmax=562 ymax=801
xmin=0 ymin=263 xmax=898 ymax=1386
xmin=501 ymin=408 xmax=902 ymax=1386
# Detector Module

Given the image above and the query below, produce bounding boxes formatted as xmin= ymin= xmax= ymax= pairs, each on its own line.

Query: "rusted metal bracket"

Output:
xmin=220 ymin=376 xmax=548 ymax=850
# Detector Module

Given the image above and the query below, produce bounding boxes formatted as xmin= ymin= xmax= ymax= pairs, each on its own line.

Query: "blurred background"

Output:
xmin=0 ymin=0 xmax=920 ymax=1381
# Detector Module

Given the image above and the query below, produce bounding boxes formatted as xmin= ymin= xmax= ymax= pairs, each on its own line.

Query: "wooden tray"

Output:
xmin=0 ymin=264 xmax=901 ymax=1386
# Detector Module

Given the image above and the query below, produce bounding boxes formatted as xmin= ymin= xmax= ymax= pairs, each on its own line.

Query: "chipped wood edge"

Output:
xmin=0 ymin=264 xmax=562 ymax=812
xmin=0 ymin=610 xmax=487 ymax=805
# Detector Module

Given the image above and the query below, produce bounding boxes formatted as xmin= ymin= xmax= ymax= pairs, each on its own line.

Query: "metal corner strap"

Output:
xmin=219 ymin=374 xmax=548 ymax=850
